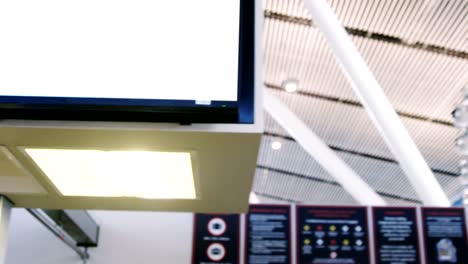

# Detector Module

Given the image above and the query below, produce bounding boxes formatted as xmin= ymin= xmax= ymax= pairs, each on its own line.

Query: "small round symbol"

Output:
xmin=342 ymin=225 xmax=349 ymax=232
xmin=330 ymin=252 xmax=338 ymax=259
xmin=356 ymin=239 xmax=363 ymax=246
xmin=208 ymin=218 xmax=227 ymax=236
xmin=316 ymin=239 xmax=324 ymax=246
xmin=207 ymin=243 xmax=226 ymax=262
xmin=355 ymin=225 xmax=362 ymax=232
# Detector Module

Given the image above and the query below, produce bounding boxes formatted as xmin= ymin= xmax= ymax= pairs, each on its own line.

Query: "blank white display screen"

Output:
xmin=0 ymin=0 xmax=240 ymax=101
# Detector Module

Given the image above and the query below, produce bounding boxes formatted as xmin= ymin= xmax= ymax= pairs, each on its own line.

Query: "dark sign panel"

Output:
xmin=422 ymin=207 xmax=468 ymax=264
xmin=372 ymin=207 xmax=421 ymax=264
xmin=297 ymin=206 xmax=370 ymax=264
xmin=245 ymin=204 xmax=291 ymax=264
xmin=192 ymin=214 xmax=240 ymax=264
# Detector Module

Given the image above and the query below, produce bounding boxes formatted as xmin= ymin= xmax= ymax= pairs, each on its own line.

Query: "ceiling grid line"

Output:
xmin=263 ymin=131 xmax=458 ymax=177
xmin=263 ymin=11 xmax=468 ymax=58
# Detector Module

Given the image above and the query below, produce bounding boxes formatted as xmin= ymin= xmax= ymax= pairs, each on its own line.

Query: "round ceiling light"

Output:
xmin=282 ymin=79 xmax=299 ymax=93
xmin=271 ymin=141 xmax=282 ymax=150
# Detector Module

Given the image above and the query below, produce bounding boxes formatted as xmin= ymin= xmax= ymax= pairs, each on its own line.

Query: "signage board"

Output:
xmin=245 ymin=204 xmax=291 ymax=264
xmin=421 ymin=207 xmax=468 ymax=264
xmin=372 ymin=207 xmax=421 ymax=264
xmin=297 ymin=206 xmax=370 ymax=264
xmin=192 ymin=214 xmax=240 ymax=264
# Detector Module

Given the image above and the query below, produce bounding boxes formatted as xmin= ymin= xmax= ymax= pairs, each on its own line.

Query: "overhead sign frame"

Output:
xmin=0 ymin=0 xmax=255 ymax=124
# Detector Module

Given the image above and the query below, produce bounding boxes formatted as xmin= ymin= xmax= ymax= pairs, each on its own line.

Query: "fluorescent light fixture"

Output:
xmin=0 ymin=0 xmax=239 ymax=101
xmin=24 ymin=149 xmax=196 ymax=199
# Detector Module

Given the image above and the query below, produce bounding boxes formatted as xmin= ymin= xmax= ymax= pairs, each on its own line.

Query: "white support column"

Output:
xmin=0 ymin=196 xmax=12 ymax=264
xmin=264 ymin=90 xmax=387 ymax=206
xmin=303 ymin=0 xmax=450 ymax=206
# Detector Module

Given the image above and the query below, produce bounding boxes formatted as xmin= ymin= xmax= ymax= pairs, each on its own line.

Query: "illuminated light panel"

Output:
xmin=24 ymin=149 xmax=196 ymax=199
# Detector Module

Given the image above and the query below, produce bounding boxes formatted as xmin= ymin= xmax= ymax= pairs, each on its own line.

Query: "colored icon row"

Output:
xmin=304 ymin=238 xmax=363 ymax=246
xmin=303 ymin=224 xmax=362 ymax=232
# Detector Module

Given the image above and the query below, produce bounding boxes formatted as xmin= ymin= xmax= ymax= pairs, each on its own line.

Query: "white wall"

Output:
xmin=5 ymin=192 xmax=270 ymax=264
xmin=5 ymin=209 xmax=193 ymax=264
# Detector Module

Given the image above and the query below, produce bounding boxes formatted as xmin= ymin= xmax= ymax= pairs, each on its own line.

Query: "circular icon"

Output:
xmin=316 ymin=239 xmax=324 ymax=246
xmin=206 ymin=243 xmax=226 ymax=262
xmin=329 ymin=225 xmax=337 ymax=232
xmin=355 ymin=225 xmax=362 ymax=232
xmin=356 ymin=239 xmax=363 ymax=246
xmin=343 ymin=239 xmax=350 ymax=246
xmin=207 ymin=218 xmax=227 ymax=236
xmin=304 ymin=224 xmax=310 ymax=231
xmin=342 ymin=225 xmax=349 ymax=232
xmin=330 ymin=252 xmax=338 ymax=259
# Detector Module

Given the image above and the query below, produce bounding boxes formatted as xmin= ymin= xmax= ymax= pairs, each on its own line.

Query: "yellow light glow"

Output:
xmin=24 ymin=149 xmax=196 ymax=199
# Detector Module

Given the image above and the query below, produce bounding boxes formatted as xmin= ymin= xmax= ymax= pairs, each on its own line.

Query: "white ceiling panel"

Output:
xmin=258 ymin=0 xmax=466 ymax=206
xmin=258 ymin=132 xmax=462 ymax=204
xmin=264 ymin=19 xmax=468 ymax=122
xmin=266 ymin=90 xmax=459 ymax=175
xmin=265 ymin=0 xmax=468 ymax=53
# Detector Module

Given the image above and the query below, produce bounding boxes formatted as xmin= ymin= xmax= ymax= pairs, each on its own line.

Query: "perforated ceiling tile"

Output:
xmin=258 ymin=130 xmax=462 ymax=205
xmin=265 ymin=0 xmax=468 ymax=53
xmin=253 ymin=168 xmax=358 ymax=205
xmin=257 ymin=0 xmax=466 ymax=206
xmin=264 ymin=19 xmax=468 ymax=122
xmin=265 ymin=91 xmax=459 ymax=175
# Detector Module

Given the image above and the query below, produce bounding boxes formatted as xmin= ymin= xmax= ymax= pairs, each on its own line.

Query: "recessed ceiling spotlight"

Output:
xmin=271 ymin=141 xmax=282 ymax=150
xmin=282 ymin=79 xmax=299 ymax=93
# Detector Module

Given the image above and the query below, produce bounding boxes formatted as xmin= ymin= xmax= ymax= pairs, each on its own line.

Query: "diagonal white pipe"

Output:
xmin=264 ymin=90 xmax=387 ymax=206
xmin=303 ymin=0 xmax=450 ymax=206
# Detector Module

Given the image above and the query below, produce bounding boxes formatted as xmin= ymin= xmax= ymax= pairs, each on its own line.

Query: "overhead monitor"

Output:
xmin=0 ymin=0 xmax=254 ymax=123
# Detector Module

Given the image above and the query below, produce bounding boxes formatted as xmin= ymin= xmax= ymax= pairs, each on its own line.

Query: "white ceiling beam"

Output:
xmin=303 ymin=0 xmax=450 ymax=206
xmin=264 ymin=90 xmax=387 ymax=206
